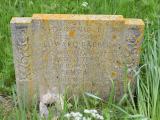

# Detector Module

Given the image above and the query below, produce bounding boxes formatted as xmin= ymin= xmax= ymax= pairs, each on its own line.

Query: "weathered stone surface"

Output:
xmin=10 ymin=14 xmax=144 ymax=104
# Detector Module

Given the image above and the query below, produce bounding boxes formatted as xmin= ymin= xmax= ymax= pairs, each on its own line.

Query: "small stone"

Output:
xmin=39 ymin=102 xmax=49 ymax=118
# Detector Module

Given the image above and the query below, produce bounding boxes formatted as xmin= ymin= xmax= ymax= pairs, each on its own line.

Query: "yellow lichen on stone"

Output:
xmin=68 ymin=30 xmax=76 ymax=37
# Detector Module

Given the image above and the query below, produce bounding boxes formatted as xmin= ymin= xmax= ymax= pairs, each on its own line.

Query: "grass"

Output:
xmin=0 ymin=0 xmax=160 ymax=119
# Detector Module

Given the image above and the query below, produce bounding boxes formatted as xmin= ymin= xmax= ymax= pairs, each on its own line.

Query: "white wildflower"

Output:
xmin=70 ymin=112 xmax=83 ymax=118
xmin=64 ymin=112 xmax=83 ymax=120
xmin=84 ymin=109 xmax=104 ymax=120
xmin=141 ymin=117 xmax=149 ymax=120
xmin=64 ymin=109 xmax=103 ymax=120
xmin=83 ymin=117 xmax=91 ymax=120
xmin=64 ymin=113 xmax=71 ymax=118
xmin=81 ymin=1 xmax=88 ymax=8
xmin=84 ymin=109 xmax=98 ymax=114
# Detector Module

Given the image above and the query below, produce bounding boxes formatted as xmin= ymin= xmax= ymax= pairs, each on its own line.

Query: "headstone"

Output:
xmin=10 ymin=14 xmax=144 ymax=104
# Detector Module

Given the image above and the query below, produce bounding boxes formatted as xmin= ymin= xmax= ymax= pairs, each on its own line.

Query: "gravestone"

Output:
xmin=10 ymin=14 xmax=144 ymax=104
